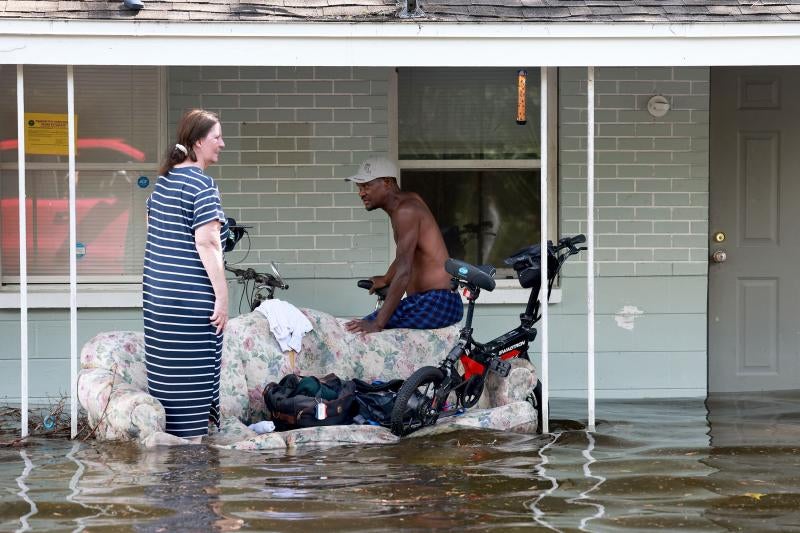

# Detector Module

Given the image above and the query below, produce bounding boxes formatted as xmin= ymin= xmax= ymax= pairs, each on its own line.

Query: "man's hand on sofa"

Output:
xmin=345 ymin=318 xmax=383 ymax=334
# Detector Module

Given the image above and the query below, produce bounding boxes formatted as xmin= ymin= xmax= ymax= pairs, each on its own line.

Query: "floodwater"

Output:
xmin=3 ymin=394 xmax=800 ymax=532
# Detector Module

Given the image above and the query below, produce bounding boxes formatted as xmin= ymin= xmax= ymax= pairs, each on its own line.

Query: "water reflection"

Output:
xmin=3 ymin=395 xmax=800 ymax=531
xmin=702 ymin=392 xmax=800 ymax=532
xmin=528 ymin=429 xmax=608 ymax=532
xmin=529 ymin=431 xmax=561 ymax=531
xmin=14 ymin=450 xmax=37 ymax=533
xmin=706 ymin=391 xmax=800 ymax=447
xmin=67 ymin=441 xmax=113 ymax=533
xmin=134 ymin=446 xmax=242 ymax=532
xmin=575 ymin=432 xmax=606 ymax=530
xmin=66 ymin=442 xmax=87 ymax=533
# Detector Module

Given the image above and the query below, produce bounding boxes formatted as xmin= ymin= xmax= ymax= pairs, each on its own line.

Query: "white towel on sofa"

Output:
xmin=255 ymin=299 xmax=313 ymax=353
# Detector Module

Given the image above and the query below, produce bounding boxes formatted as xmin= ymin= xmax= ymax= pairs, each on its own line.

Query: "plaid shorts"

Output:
xmin=363 ymin=289 xmax=463 ymax=330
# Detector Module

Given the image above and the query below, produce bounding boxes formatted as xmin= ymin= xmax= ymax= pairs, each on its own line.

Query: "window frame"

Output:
xmin=391 ymin=67 xmax=559 ymax=302
xmin=0 ymin=66 xmax=167 ymax=306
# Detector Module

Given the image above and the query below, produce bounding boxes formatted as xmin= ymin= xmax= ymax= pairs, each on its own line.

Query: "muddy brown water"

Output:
xmin=3 ymin=395 xmax=800 ymax=532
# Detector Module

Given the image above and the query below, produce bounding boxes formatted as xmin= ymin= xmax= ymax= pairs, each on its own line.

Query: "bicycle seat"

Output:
xmin=445 ymin=258 xmax=496 ymax=292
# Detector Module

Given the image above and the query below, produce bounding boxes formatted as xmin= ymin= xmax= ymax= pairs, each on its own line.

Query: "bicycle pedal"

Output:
xmin=488 ymin=358 xmax=511 ymax=377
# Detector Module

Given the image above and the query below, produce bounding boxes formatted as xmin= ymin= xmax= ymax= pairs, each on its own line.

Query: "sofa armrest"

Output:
xmin=478 ymin=358 xmax=538 ymax=409
xmin=78 ymin=368 xmax=165 ymax=441
xmin=80 ymin=331 xmax=148 ymax=391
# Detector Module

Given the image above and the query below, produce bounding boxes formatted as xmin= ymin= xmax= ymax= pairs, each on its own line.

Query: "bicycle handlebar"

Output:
xmin=357 ymin=279 xmax=390 ymax=300
xmin=225 ymin=265 xmax=288 ymax=289
xmin=553 ymin=234 xmax=587 ymax=259
xmin=557 ymin=233 xmax=586 ymax=250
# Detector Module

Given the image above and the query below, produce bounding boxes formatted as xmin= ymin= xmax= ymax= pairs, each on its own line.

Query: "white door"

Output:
xmin=709 ymin=67 xmax=800 ymax=392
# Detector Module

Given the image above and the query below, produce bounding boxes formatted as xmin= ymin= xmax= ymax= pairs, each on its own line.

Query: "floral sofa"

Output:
xmin=78 ymin=308 xmax=539 ymax=449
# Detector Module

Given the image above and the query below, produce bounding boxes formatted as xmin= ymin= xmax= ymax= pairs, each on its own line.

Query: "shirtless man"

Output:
xmin=344 ymin=157 xmax=463 ymax=334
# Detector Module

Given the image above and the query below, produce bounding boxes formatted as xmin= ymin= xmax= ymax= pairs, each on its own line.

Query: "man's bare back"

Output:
xmin=391 ymin=192 xmax=453 ymax=295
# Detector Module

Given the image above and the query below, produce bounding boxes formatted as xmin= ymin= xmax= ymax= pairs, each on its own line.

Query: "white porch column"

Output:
xmin=17 ymin=64 xmax=28 ymax=439
xmin=67 ymin=66 xmax=78 ymax=439
xmin=587 ymin=66 xmax=596 ymax=432
xmin=540 ymin=67 xmax=550 ymax=434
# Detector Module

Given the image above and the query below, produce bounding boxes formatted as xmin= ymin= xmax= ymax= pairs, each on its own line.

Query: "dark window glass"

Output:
xmin=402 ymin=169 xmax=541 ymax=267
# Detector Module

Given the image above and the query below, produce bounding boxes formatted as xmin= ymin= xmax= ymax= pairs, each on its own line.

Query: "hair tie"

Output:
xmin=175 ymin=143 xmax=188 ymax=156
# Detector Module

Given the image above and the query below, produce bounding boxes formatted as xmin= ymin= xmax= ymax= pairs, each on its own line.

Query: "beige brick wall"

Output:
xmin=168 ymin=66 xmax=392 ymax=278
xmin=559 ymin=67 xmax=710 ymax=277
xmin=169 ymin=65 xmax=710 ymax=281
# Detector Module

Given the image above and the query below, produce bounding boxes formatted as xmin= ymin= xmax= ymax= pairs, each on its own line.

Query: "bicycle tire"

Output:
xmin=461 ymin=374 xmax=484 ymax=408
xmin=532 ymin=379 xmax=543 ymax=433
xmin=390 ymin=366 xmax=444 ymax=437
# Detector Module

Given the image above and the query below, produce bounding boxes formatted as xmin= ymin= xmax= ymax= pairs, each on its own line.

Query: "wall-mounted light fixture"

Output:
xmin=516 ymin=69 xmax=527 ymax=125
xmin=647 ymin=95 xmax=670 ymax=118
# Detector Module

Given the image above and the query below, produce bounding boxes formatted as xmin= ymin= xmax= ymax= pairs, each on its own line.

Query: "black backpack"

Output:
xmin=263 ymin=373 xmax=357 ymax=431
xmin=352 ymin=378 xmax=405 ymax=427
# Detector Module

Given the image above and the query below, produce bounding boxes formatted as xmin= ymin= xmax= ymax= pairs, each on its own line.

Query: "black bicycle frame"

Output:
xmin=447 ymin=242 xmax=576 ymax=382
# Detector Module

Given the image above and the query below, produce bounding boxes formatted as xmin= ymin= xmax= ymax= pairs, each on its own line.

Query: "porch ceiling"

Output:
xmin=3 ymin=0 xmax=800 ymax=23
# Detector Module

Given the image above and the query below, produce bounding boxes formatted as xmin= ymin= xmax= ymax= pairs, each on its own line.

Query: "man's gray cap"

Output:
xmin=344 ymin=156 xmax=399 ymax=184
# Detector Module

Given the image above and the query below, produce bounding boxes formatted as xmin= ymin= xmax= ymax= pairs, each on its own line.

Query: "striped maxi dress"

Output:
xmin=143 ymin=166 xmax=229 ymax=438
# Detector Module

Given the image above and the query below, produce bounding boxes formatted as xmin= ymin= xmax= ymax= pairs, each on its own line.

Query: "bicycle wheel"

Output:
xmin=460 ymin=374 xmax=485 ymax=408
xmin=390 ymin=366 xmax=444 ymax=437
xmin=531 ymin=379 xmax=543 ymax=433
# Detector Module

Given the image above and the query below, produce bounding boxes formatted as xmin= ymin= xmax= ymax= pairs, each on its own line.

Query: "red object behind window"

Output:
xmin=1 ymin=197 xmax=130 ymax=275
xmin=0 ymin=138 xmax=146 ymax=161
xmin=0 ymin=137 xmax=143 ymax=276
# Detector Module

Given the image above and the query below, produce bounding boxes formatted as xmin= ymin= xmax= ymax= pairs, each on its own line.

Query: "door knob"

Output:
xmin=711 ymin=250 xmax=727 ymax=263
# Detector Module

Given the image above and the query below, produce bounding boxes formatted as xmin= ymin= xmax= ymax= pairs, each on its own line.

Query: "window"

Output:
xmin=402 ymin=169 xmax=541 ymax=267
xmin=0 ymin=65 xmax=163 ymax=283
xmin=397 ymin=67 xmax=556 ymax=271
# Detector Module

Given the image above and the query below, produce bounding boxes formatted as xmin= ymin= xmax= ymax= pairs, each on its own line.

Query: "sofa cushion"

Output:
xmin=223 ymin=308 xmax=461 ymax=422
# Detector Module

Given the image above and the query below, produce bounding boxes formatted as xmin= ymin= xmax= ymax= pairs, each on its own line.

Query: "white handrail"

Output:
xmin=17 ymin=65 xmax=28 ymax=439
xmin=67 ymin=66 xmax=78 ymax=439
xmin=587 ymin=67 xmax=596 ymax=433
xmin=539 ymin=67 xmax=550 ymax=434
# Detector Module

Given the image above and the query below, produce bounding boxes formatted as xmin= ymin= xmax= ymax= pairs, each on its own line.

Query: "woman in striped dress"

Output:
xmin=143 ymin=109 xmax=229 ymax=442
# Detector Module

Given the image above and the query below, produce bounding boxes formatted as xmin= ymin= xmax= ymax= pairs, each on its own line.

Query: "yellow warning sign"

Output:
xmin=24 ymin=113 xmax=78 ymax=156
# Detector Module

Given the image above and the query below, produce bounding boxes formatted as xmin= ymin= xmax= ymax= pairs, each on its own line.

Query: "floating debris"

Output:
xmin=0 ymin=395 xmax=94 ymax=447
